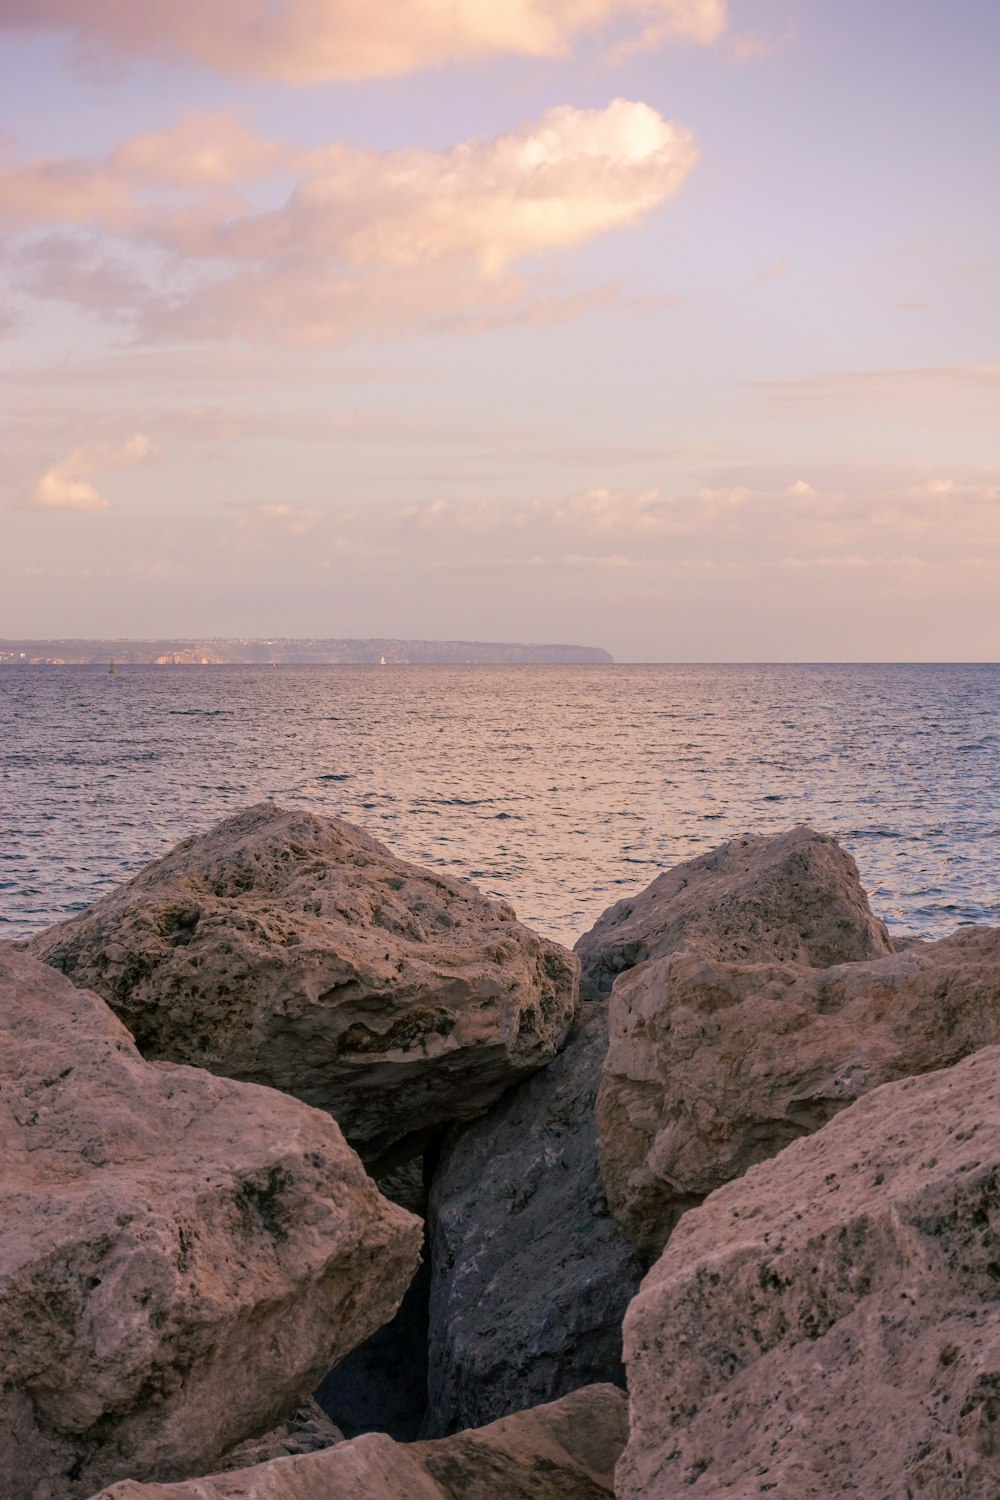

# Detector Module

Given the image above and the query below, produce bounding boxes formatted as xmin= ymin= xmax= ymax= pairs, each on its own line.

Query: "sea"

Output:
xmin=1 ymin=663 xmax=998 ymax=948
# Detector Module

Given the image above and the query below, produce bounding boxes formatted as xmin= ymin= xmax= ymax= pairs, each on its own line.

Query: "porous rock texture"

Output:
xmin=598 ymin=925 xmax=1000 ymax=1259
xmin=574 ymin=825 xmax=890 ymax=998
xmin=0 ymin=948 xmax=421 ymax=1500
xmin=28 ymin=803 xmax=579 ymax=1161
xmin=86 ymin=1384 xmax=627 ymax=1500
xmin=425 ymin=1003 xmax=644 ymax=1435
xmin=619 ymin=1045 xmax=1000 ymax=1500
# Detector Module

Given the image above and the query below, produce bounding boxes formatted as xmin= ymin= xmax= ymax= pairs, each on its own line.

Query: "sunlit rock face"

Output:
xmin=574 ymin=825 xmax=891 ymax=999
xmin=28 ymin=802 xmax=579 ymax=1162
xmin=0 ymin=948 xmax=422 ymax=1500
xmin=619 ymin=1046 xmax=1000 ymax=1500
xmin=598 ymin=926 xmax=1000 ymax=1260
xmin=85 ymin=1384 xmax=628 ymax=1500
xmin=425 ymin=1002 xmax=644 ymax=1436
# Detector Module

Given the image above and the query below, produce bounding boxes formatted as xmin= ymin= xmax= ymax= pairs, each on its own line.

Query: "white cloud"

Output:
xmin=0 ymin=1 xmax=729 ymax=82
xmin=31 ymin=433 xmax=157 ymax=510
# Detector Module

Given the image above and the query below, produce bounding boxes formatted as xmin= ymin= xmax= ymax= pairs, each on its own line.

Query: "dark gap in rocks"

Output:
xmin=314 ymin=1129 xmax=448 ymax=1440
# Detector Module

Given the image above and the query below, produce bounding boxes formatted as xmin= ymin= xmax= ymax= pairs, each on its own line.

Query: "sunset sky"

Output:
xmin=1 ymin=0 xmax=997 ymax=660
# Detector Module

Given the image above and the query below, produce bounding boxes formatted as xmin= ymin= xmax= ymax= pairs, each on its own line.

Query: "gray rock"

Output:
xmin=619 ymin=1045 xmax=1000 ymax=1499
xmin=575 ymin=825 xmax=890 ymax=998
xmin=0 ymin=948 xmax=421 ymax=1500
xmin=425 ymin=1003 xmax=644 ymax=1435
xmin=28 ymin=803 xmax=578 ymax=1162
xmin=86 ymin=1384 xmax=628 ymax=1500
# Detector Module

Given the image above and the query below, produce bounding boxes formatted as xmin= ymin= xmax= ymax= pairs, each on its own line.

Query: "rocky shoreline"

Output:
xmin=4 ymin=807 xmax=1000 ymax=1497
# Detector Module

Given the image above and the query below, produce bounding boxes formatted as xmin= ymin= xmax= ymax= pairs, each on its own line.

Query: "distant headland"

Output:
xmin=0 ymin=637 xmax=614 ymax=666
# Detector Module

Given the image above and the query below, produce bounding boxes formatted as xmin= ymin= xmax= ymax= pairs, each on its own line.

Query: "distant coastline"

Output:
xmin=0 ymin=637 xmax=614 ymax=666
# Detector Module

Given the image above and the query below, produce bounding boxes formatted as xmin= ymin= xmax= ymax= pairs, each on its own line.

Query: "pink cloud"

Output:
xmin=0 ymin=1 xmax=729 ymax=81
xmin=30 ymin=432 xmax=158 ymax=510
xmin=2 ymin=101 xmax=701 ymax=346
xmin=111 ymin=111 xmax=288 ymax=187
xmin=754 ymin=259 xmax=790 ymax=284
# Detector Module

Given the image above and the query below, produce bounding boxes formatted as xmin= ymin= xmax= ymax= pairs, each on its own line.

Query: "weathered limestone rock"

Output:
xmin=425 ymin=1004 xmax=643 ymax=1435
xmin=423 ymin=827 xmax=890 ymax=1429
xmin=217 ymin=1401 xmax=343 ymax=1471
xmin=619 ymin=1046 xmax=1000 ymax=1499
xmin=598 ymin=926 xmax=1000 ymax=1259
xmin=86 ymin=1384 xmax=627 ymax=1500
xmin=0 ymin=949 xmax=422 ymax=1500
xmin=574 ymin=825 xmax=890 ymax=998
xmin=28 ymin=803 xmax=579 ymax=1160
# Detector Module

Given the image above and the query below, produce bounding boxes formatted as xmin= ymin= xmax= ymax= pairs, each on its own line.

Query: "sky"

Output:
xmin=0 ymin=0 xmax=997 ymax=661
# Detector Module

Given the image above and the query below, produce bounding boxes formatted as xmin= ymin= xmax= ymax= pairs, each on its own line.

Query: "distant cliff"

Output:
xmin=0 ymin=638 xmax=614 ymax=666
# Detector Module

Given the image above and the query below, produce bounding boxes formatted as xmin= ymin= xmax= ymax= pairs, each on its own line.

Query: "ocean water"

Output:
xmin=1 ymin=663 xmax=998 ymax=948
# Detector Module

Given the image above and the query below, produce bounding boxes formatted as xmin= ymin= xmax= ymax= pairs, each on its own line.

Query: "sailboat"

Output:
xmin=107 ymin=659 xmax=117 ymax=676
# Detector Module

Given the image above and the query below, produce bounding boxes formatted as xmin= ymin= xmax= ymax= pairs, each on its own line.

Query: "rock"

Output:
xmin=425 ymin=1004 xmax=644 ymax=1435
xmin=28 ymin=803 xmax=579 ymax=1162
xmin=598 ymin=926 xmax=1000 ymax=1259
xmin=619 ymin=1045 xmax=1000 ymax=1499
xmin=0 ymin=948 xmax=422 ymax=1500
xmin=574 ymin=826 xmax=890 ymax=998
xmin=217 ymin=1401 xmax=343 ymax=1471
xmin=85 ymin=1384 xmax=627 ymax=1499
xmin=422 ymin=828 xmax=889 ymax=1430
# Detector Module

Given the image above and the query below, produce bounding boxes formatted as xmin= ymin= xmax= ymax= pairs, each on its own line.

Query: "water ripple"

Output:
xmin=1 ymin=663 xmax=998 ymax=947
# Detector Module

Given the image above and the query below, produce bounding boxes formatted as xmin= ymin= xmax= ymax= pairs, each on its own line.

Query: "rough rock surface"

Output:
xmin=423 ymin=827 xmax=890 ymax=1430
xmin=86 ymin=1384 xmax=627 ymax=1500
xmin=217 ymin=1402 xmax=343 ymax=1471
xmin=598 ymin=926 xmax=1000 ymax=1259
xmin=28 ymin=803 xmax=579 ymax=1160
xmin=574 ymin=825 xmax=890 ymax=998
xmin=425 ymin=1004 xmax=644 ymax=1435
xmin=619 ymin=1045 xmax=1000 ymax=1499
xmin=0 ymin=948 xmax=421 ymax=1500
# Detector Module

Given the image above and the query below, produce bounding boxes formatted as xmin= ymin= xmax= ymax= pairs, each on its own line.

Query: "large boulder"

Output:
xmin=598 ymin=926 xmax=1000 ymax=1260
xmin=425 ymin=1004 xmax=644 ymax=1435
xmin=28 ymin=803 xmax=579 ymax=1162
xmin=619 ymin=1045 xmax=1000 ymax=1499
xmin=574 ymin=826 xmax=890 ymax=998
xmin=0 ymin=949 xmax=421 ymax=1500
xmin=86 ymin=1384 xmax=627 ymax=1500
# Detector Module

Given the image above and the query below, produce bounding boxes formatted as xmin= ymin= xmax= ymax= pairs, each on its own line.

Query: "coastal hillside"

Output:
xmin=0 ymin=638 xmax=614 ymax=666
